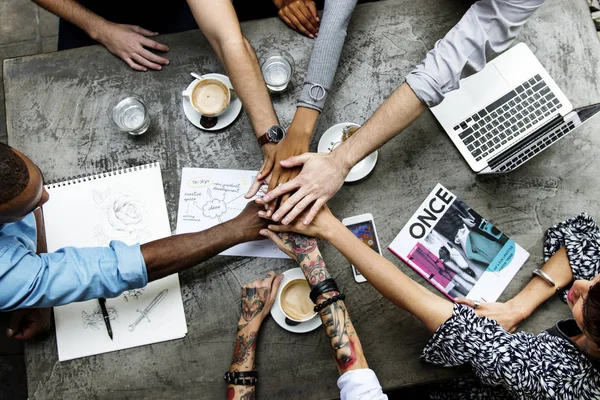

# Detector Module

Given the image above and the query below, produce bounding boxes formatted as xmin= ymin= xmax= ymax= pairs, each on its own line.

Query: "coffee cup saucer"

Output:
xmin=182 ymin=73 xmax=242 ymax=131
xmin=317 ymin=122 xmax=378 ymax=182
xmin=271 ymin=268 xmax=321 ymax=334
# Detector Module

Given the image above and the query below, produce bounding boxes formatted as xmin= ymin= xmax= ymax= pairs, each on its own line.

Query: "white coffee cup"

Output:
xmin=278 ymin=278 xmax=318 ymax=323
xmin=182 ymin=77 xmax=231 ymax=117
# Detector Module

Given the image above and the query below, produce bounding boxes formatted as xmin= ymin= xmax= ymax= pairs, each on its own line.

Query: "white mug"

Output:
xmin=182 ymin=77 xmax=232 ymax=117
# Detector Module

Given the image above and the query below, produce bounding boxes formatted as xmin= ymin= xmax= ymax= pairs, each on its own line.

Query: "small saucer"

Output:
xmin=271 ymin=268 xmax=321 ymax=334
xmin=182 ymin=73 xmax=242 ymax=131
xmin=317 ymin=122 xmax=378 ymax=182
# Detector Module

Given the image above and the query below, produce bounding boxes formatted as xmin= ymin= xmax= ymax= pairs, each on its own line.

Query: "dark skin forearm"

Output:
xmin=284 ymin=233 xmax=368 ymax=374
xmin=142 ymin=221 xmax=247 ymax=282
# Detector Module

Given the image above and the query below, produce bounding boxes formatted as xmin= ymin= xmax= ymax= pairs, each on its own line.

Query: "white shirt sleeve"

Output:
xmin=337 ymin=368 xmax=388 ymax=400
xmin=405 ymin=0 xmax=546 ymax=107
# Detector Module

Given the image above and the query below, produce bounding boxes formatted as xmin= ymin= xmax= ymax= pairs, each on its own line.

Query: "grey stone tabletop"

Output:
xmin=4 ymin=0 xmax=600 ymax=398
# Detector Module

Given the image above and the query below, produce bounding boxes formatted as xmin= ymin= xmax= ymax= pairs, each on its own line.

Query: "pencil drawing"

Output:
xmin=122 ymin=288 xmax=146 ymax=302
xmin=82 ymin=305 xmax=118 ymax=330
xmin=128 ymin=289 xmax=169 ymax=332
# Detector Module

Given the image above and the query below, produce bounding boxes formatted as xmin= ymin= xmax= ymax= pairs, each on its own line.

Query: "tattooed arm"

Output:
xmin=279 ymin=234 xmax=369 ymax=375
xmin=227 ymin=272 xmax=283 ymax=400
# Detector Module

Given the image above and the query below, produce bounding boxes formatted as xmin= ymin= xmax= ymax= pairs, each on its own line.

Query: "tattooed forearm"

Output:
xmin=240 ymin=390 xmax=256 ymax=400
xmin=319 ymin=295 xmax=357 ymax=370
xmin=231 ymin=332 xmax=257 ymax=366
xmin=301 ymin=254 xmax=331 ymax=287
xmin=285 ymin=233 xmax=318 ymax=262
xmin=241 ymin=287 xmax=267 ymax=324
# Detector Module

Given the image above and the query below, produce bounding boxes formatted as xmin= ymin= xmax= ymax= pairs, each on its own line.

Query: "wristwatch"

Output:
xmin=258 ymin=125 xmax=285 ymax=146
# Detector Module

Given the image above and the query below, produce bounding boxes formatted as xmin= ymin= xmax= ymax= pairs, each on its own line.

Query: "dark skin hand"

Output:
xmin=274 ymin=0 xmax=320 ymax=38
xmin=6 ymin=308 xmax=52 ymax=341
xmin=142 ymin=201 xmax=269 ymax=282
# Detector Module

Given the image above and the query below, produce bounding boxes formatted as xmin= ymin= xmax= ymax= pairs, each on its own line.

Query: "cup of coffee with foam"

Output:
xmin=182 ymin=77 xmax=231 ymax=117
xmin=278 ymin=278 xmax=317 ymax=323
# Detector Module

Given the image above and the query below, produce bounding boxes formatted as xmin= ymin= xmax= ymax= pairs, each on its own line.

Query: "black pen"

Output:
xmin=98 ymin=298 xmax=113 ymax=340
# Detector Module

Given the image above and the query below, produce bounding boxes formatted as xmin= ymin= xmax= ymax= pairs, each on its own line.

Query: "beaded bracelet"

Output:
xmin=309 ymin=278 xmax=340 ymax=303
xmin=223 ymin=371 xmax=257 ymax=386
xmin=314 ymin=293 xmax=346 ymax=313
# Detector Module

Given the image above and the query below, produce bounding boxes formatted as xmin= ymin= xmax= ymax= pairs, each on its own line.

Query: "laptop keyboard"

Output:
xmin=493 ymin=120 xmax=575 ymax=172
xmin=453 ymin=74 xmax=561 ymax=162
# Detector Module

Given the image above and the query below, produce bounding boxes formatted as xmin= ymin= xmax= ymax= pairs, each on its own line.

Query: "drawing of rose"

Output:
xmin=92 ymin=188 xmax=151 ymax=244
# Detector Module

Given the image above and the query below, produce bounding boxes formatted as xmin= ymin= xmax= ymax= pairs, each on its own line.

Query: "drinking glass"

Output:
xmin=261 ymin=50 xmax=295 ymax=93
xmin=111 ymin=95 xmax=150 ymax=135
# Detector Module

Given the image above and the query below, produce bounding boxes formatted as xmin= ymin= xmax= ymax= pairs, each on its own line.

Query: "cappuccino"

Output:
xmin=280 ymin=279 xmax=315 ymax=322
xmin=191 ymin=79 xmax=230 ymax=116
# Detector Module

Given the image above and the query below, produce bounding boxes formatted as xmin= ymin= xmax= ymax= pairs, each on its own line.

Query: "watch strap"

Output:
xmin=257 ymin=133 xmax=271 ymax=147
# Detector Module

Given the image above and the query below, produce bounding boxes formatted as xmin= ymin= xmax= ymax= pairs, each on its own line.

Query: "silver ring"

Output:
xmin=473 ymin=300 xmax=481 ymax=309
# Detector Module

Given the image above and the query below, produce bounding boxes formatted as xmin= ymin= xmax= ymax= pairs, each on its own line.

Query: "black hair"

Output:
xmin=583 ymin=282 xmax=600 ymax=345
xmin=0 ymin=143 xmax=30 ymax=205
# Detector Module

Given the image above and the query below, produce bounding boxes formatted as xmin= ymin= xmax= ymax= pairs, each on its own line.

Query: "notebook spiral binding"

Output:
xmin=44 ymin=162 xmax=160 ymax=189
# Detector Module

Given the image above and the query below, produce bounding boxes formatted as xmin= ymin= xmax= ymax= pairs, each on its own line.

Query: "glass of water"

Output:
xmin=111 ymin=95 xmax=150 ymax=135
xmin=261 ymin=50 xmax=295 ymax=93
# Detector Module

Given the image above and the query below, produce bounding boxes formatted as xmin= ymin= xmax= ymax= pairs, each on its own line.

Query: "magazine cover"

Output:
xmin=388 ymin=183 xmax=529 ymax=302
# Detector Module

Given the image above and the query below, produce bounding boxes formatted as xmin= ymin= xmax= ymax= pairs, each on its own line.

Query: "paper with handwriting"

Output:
xmin=176 ymin=168 xmax=288 ymax=258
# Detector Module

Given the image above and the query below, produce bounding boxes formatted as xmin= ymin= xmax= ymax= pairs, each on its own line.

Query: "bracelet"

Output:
xmin=223 ymin=371 xmax=258 ymax=386
xmin=532 ymin=269 xmax=556 ymax=288
xmin=309 ymin=278 xmax=340 ymax=303
xmin=314 ymin=293 xmax=346 ymax=313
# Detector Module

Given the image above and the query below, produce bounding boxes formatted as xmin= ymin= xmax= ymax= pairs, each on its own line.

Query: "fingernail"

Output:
xmin=273 ymin=213 xmax=280 ymax=220
xmin=268 ymin=225 xmax=274 ymax=229
xmin=267 ymin=210 xmax=272 ymax=217
xmin=6 ymin=329 xmax=13 ymax=338
xmin=259 ymin=229 xmax=268 ymax=236
xmin=282 ymin=219 xmax=289 ymax=225
xmin=157 ymin=66 xmax=162 ymax=70
xmin=309 ymin=34 xmax=314 ymax=39
xmin=165 ymin=60 xmax=170 ymax=65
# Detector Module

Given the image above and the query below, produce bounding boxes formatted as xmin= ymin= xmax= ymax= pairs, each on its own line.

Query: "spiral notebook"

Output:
xmin=42 ymin=163 xmax=188 ymax=361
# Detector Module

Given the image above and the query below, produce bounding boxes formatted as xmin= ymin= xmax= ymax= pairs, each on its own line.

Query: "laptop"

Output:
xmin=430 ymin=43 xmax=600 ymax=174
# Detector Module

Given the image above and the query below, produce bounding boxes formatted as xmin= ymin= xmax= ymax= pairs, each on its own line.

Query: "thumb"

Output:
xmin=260 ymin=229 xmax=294 ymax=258
xmin=280 ymin=152 xmax=313 ymax=168
xmin=7 ymin=309 xmax=26 ymax=338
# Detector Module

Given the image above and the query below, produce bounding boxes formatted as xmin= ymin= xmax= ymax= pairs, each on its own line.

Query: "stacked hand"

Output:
xmin=97 ymin=23 xmax=170 ymax=71
xmin=274 ymin=0 xmax=320 ymax=38
xmin=6 ymin=308 xmax=52 ymax=341
xmin=238 ymin=272 xmax=283 ymax=330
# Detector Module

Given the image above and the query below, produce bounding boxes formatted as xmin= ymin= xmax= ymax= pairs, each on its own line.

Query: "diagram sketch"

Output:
xmin=176 ymin=168 xmax=288 ymax=259
xmin=92 ymin=187 xmax=152 ymax=245
xmin=122 ymin=288 xmax=146 ymax=302
xmin=82 ymin=305 xmax=118 ymax=330
xmin=129 ymin=289 xmax=168 ymax=332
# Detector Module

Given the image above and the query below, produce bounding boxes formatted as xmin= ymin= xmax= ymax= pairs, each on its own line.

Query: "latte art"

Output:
xmin=280 ymin=279 xmax=315 ymax=321
xmin=191 ymin=80 xmax=230 ymax=116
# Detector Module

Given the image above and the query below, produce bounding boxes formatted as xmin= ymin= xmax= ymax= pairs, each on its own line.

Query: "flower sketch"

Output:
xmin=92 ymin=188 xmax=151 ymax=245
xmin=82 ymin=305 xmax=118 ymax=330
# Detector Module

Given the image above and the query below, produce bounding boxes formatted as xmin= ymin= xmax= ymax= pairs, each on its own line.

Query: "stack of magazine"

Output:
xmin=388 ymin=183 xmax=529 ymax=302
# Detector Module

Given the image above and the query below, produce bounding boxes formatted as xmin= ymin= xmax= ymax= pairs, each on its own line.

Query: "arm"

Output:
xmin=33 ymin=0 xmax=170 ymax=71
xmin=259 ymin=0 xmax=546 ymax=225
xmin=226 ymin=273 xmax=282 ymax=400
xmin=247 ymin=0 xmax=357 ymax=204
xmin=0 ymin=202 xmax=267 ymax=310
xmin=274 ymin=0 xmax=320 ymax=38
xmin=262 ymin=207 xmax=454 ymax=332
xmin=186 ymin=0 xmax=278 ymax=138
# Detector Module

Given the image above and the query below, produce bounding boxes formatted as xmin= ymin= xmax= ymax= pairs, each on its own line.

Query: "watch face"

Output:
xmin=268 ymin=126 xmax=285 ymax=142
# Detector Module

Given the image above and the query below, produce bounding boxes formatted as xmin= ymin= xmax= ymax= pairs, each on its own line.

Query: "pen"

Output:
xmin=98 ymin=298 xmax=113 ymax=340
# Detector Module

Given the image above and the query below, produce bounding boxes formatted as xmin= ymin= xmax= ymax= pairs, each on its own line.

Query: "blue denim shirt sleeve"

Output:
xmin=0 ymin=214 xmax=148 ymax=311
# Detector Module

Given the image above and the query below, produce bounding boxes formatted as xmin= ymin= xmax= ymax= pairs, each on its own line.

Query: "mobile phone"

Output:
xmin=342 ymin=213 xmax=382 ymax=283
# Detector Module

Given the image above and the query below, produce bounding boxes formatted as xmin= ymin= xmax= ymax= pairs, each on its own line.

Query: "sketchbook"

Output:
xmin=388 ymin=183 xmax=529 ymax=302
xmin=175 ymin=168 xmax=288 ymax=258
xmin=43 ymin=162 xmax=188 ymax=361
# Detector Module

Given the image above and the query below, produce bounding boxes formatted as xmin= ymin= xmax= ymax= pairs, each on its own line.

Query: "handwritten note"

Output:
xmin=176 ymin=168 xmax=288 ymax=258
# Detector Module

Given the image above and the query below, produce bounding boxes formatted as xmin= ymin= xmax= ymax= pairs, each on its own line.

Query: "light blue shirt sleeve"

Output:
xmin=405 ymin=0 xmax=546 ymax=107
xmin=0 ymin=213 xmax=148 ymax=311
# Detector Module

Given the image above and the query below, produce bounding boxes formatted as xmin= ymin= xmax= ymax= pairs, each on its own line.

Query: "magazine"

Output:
xmin=388 ymin=183 xmax=529 ymax=302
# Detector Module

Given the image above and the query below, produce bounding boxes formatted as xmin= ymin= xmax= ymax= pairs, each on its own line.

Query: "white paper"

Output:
xmin=43 ymin=163 xmax=188 ymax=361
xmin=175 ymin=168 xmax=288 ymax=259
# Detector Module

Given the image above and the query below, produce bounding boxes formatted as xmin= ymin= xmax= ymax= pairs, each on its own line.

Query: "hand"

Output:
xmin=454 ymin=298 xmax=526 ymax=333
xmin=275 ymin=0 xmax=320 ymax=38
xmin=6 ymin=308 xmax=52 ymax=341
xmin=257 ymin=152 xmax=349 ymax=225
xmin=97 ymin=23 xmax=170 ymax=71
xmin=231 ymin=201 xmax=271 ymax=242
xmin=259 ymin=204 xmax=337 ymax=241
xmin=239 ymin=272 xmax=284 ymax=328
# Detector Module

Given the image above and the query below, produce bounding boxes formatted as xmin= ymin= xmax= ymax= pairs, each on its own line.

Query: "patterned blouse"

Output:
xmin=421 ymin=213 xmax=600 ymax=399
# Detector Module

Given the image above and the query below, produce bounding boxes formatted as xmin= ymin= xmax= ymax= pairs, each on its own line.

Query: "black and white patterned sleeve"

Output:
xmin=422 ymin=305 xmax=562 ymax=398
xmin=544 ymin=213 xmax=600 ymax=302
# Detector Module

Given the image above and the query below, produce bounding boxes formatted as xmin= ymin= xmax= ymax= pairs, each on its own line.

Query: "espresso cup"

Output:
xmin=278 ymin=278 xmax=317 ymax=323
xmin=182 ymin=77 xmax=231 ymax=117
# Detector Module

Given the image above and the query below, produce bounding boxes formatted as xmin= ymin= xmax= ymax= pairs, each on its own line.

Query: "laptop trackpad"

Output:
xmin=435 ymin=65 xmax=511 ymax=123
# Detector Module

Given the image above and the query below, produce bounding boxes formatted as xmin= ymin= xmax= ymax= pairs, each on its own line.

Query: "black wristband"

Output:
xmin=309 ymin=278 xmax=340 ymax=303
xmin=314 ymin=293 xmax=346 ymax=313
xmin=223 ymin=371 xmax=258 ymax=386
